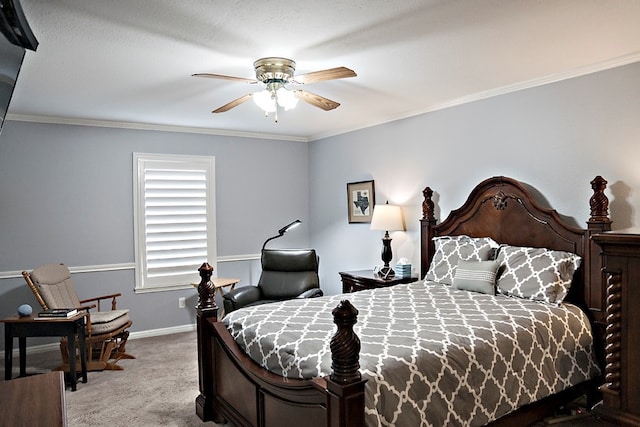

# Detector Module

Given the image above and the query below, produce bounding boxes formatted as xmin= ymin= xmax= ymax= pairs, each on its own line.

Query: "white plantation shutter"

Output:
xmin=134 ymin=154 xmax=216 ymax=292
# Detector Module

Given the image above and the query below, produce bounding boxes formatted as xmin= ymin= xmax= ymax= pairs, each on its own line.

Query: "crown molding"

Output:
xmin=5 ymin=114 xmax=309 ymax=142
xmin=309 ymin=52 xmax=640 ymax=141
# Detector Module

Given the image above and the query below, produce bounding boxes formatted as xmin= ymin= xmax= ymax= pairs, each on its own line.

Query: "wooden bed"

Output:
xmin=195 ymin=175 xmax=611 ymax=427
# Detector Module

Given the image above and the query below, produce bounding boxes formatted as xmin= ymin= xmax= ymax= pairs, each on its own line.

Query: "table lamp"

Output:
xmin=370 ymin=202 xmax=404 ymax=277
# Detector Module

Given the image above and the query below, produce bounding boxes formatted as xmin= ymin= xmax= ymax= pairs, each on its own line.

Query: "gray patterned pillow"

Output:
xmin=425 ymin=235 xmax=500 ymax=285
xmin=496 ymin=245 xmax=582 ymax=304
xmin=453 ymin=260 xmax=498 ymax=295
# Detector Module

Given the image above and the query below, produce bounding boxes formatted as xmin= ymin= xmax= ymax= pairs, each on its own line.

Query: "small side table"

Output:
xmin=2 ymin=312 xmax=88 ymax=391
xmin=339 ymin=270 xmax=417 ymax=293
xmin=193 ymin=277 xmax=240 ymax=318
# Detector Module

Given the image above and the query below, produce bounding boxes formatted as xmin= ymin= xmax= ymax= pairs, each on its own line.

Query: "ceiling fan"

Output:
xmin=192 ymin=57 xmax=357 ymax=121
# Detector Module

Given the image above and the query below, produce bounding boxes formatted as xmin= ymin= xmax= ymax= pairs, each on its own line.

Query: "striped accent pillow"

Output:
xmin=453 ymin=260 xmax=499 ymax=295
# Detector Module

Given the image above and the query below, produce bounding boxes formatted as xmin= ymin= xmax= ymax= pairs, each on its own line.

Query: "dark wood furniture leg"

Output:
xmin=66 ymin=331 xmax=77 ymax=390
xmin=77 ymin=322 xmax=88 ymax=383
xmin=19 ymin=336 xmax=27 ymax=376
xmin=4 ymin=323 xmax=13 ymax=380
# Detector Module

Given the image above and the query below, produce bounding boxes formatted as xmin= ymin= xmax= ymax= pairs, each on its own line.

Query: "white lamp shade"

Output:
xmin=253 ymin=90 xmax=277 ymax=112
xmin=370 ymin=204 xmax=404 ymax=231
xmin=276 ymin=87 xmax=299 ymax=110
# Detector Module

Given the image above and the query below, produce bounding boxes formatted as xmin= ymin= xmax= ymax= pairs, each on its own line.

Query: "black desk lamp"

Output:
xmin=262 ymin=219 xmax=302 ymax=250
xmin=370 ymin=202 xmax=404 ymax=277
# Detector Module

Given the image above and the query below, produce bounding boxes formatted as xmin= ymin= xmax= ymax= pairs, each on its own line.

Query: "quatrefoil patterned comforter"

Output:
xmin=223 ymin=281 xmax=600 ymax=427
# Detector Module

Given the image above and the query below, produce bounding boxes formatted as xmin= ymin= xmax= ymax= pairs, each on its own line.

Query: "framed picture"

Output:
xmin=347 ymin=180 xmax=375 ymax=223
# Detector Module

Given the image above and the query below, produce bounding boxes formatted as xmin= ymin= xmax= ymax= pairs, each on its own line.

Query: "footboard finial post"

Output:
xmin=330 ymin=300 xmax=361 ymax=383
xmin=327 ymin=300 xmax=366 ymax=427
xmin=196 ymin=262 xmax=216 ymax=310
xmin=195 ymin=262 xmax=218 ymax=422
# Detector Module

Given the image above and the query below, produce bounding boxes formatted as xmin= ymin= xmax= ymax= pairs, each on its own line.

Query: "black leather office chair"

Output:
xmin=223 ymin=249 xmax=323 ymax=314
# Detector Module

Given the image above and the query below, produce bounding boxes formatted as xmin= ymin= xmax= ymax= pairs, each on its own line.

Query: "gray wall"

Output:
xmin=310 ymin=61 xmax=640 ymax=295
xmin=0 ymin=122 xmax=310 ymax=349
xmin=2 ymin=61 xmax=639 ymax=350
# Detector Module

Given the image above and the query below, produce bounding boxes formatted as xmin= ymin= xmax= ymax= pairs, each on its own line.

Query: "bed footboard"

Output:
xmin=195 ymin=262 xmax=366 ymax=427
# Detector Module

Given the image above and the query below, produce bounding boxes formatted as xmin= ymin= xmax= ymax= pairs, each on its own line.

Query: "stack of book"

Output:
xmin=395 ymin=263 xmax=412 ymax=278
xmin=38 ymin=308 xmax=78 ymax=318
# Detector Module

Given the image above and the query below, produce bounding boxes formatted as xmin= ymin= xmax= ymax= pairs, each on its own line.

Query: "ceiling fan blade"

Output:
xmin=212 ymin=93 xmax=253 ymax=113
xmin=294 ymin=90 xmax=340 ymax=111
xmin=293 ymin=67 xmax=357 ymax=84
xmin=192 ymin=73 xmax=258 ymax=84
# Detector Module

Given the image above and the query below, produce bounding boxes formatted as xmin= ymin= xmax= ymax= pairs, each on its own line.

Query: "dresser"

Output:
xmin=592 ymin=229 xmax=640 ymax=426
xmin=0 ymin=371 xmax=67 ymax=426
xmin=339 ymin=269 xmax=417 ymax=293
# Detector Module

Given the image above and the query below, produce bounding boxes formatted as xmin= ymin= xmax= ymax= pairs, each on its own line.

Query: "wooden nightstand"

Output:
xmin=339 ymin=270 xmax=417 ymax=293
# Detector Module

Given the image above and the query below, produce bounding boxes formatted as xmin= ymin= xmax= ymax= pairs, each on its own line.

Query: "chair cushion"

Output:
xmin=31 ymin=263 xmax=70 ymax=284
xmin=259 ymin=271 xmax=319 ymax=300
xmin=89 ymin=310 xmax=130 ymax=335
xmin=258 ymin=249 xmax=320 ymax=300
xmin=30 ymin=263 xmax=81 ymax=308
xmin=261 ymin=249 xmax=319 ymax=272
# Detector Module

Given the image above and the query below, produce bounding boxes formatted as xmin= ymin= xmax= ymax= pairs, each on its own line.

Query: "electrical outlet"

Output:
xmin=178 ymin=297 xmax=186 ymax=308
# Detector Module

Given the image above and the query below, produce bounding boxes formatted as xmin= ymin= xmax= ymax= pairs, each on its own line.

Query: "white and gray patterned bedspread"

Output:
xmin=223 ymin=281 xmax=600 ymax=426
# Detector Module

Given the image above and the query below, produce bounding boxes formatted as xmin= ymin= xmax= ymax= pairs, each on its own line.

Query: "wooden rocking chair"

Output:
xmin=23 ymin=263 xmax=135 ymax=371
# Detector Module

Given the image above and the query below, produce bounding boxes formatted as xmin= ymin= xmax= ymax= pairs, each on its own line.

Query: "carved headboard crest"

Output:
xmin=492 ymin=190 xmax=519 ymax=211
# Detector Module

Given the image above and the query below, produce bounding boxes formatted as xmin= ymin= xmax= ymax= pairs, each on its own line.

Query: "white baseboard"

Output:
xmin=0 ymin=323 xmax=197 ymax=358
xmin=128 ymin=323 xmax=196 ymax=340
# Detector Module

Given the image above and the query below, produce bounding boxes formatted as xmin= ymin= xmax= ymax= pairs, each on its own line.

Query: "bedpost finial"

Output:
xmin=330 ymin=300 xmax=361 ymax=383
xmin=589 ymin=175 xmax=611 ymax=223
xmin=197 ymin=262 xmax=216 ymax=310
xmin=422 ymin=187 xmax=435 ymax=221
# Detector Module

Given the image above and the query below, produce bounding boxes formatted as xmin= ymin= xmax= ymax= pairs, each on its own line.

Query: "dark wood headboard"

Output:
xmin=419 ymin=176 xmax=611 ymax=328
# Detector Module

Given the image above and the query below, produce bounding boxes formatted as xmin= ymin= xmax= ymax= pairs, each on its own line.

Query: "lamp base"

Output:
xmin=377 ymin=266 xmax=395 ymax=279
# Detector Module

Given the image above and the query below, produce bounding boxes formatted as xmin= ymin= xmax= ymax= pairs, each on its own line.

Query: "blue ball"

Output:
xmin=18 ymin=304 xmax=32 ymax=317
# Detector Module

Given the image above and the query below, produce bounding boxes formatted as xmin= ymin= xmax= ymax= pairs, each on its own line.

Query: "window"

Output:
xmin=133 ymin=153 xmax=216 ymax=292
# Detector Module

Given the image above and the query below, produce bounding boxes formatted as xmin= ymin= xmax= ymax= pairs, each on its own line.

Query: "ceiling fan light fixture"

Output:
xmin=276 ymin=87 xmax=298 ymax=110
xmin=253 ymin=89 xmax=277 ymax=113
xmin=253 ymin=81 xmax=298 ymax=115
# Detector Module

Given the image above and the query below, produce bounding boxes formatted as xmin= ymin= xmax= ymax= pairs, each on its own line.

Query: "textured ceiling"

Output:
xmin=8 ymin=0 xmax=640 ymax=141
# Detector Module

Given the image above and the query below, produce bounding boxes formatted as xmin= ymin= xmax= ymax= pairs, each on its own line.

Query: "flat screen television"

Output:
xmin=0 ymin=0 xmax=38 ymax=134
xmin=0 ymin=31 xmax=26 ymax=133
